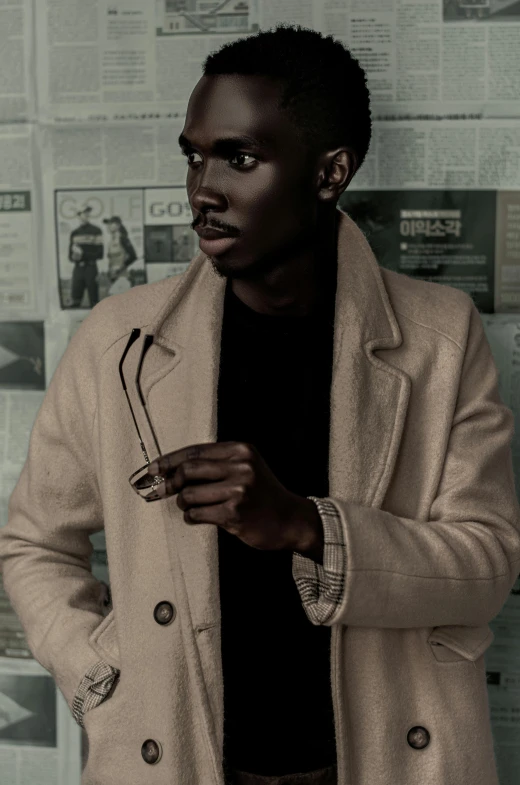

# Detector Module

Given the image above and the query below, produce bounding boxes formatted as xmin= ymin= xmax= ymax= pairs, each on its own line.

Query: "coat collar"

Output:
xmin=146 ymin=206 xmax=402 ymax=359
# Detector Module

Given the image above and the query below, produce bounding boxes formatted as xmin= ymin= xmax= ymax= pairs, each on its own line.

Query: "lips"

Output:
xmin=198 ymin=234 xmax=237 ymax=256
xmin=195 ymin=226 xmax=234 ymax=240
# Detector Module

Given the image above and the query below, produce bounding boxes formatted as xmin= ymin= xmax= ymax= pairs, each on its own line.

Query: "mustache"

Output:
xmin=191 ymin=216 xmax=239 ymax=236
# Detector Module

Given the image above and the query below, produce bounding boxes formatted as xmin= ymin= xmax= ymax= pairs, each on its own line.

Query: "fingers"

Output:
xmin=154 ymin=459 xmax=229 ymax=498
xmin=182 ymin=502 xmax=236 ymax=526
xmin=149 ymin=441 xmax=253 ymax=476
xmin=173 ymin=479 xmax=234 ymax=508
xmin=165 ymin=459 xmax=228 ymax=493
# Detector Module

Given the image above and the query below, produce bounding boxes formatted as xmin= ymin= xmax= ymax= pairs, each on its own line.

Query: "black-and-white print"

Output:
xmin=156 ymin=0 xmax=255 ymax=36
xmin=0 ymin=674 xmax=56 ymax=747
xmin=0 ymin=322 xmax=44 ymax=391
xmin=55 ymin=189 xmax=147 ymax=310
xmin=444 ymin=0 xmax=520 ymax=21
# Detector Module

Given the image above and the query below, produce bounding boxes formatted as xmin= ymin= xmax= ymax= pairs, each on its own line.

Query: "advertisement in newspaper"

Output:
xmin=54 ymin=186 xmax=193 ymax=309
xmin=340 ymin=189 xmax=496 ymax=312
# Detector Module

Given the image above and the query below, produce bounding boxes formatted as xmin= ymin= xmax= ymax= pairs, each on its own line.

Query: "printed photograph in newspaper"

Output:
xmin=0 ymin=672 xmax=56 ymax=746
xmin=55 ymin=189 xmax=146 ymax=310
xmin=143 ymin=186 xmax=196 ymax=283
xmin=156 ymin=0 xmax=256 ymax=36
xmin=0 ymin=322 xmax=44 ymax=390
xmin=443 ymin=0 xmax=520 ymax=21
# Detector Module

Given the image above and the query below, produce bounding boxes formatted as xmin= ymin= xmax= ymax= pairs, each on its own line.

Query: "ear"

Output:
xmin=316 ymin=147 xmax=358 ymax=203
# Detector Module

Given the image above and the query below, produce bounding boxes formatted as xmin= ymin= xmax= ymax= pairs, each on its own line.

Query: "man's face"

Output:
xmin=180 ymin=74 xmax=319 ymax=279
xmin=78 ymin=211 xmax=90 ymax=224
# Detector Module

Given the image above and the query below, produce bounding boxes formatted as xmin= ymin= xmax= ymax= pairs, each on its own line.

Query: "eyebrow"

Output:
xmin=178 ymin=132 xmax=271 ymax=154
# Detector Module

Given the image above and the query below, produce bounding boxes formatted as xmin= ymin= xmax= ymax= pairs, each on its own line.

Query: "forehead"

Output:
xmin=182 ymin=74 xmax=300 ymax=152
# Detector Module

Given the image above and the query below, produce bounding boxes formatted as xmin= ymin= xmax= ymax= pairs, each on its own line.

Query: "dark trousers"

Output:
xmin=71 ymin=262 xmax=99 ymax=307
xmin=225 ymin=764 xmax=337 ymax=785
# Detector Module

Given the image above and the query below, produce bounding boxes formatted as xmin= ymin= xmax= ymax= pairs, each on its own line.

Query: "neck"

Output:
xmin=231 ymin=208 xmax=338 ymax=317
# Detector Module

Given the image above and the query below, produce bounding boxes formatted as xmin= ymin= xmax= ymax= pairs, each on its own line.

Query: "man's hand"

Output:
xmin=70 ymin=243 xmax=83 ymax=262
xmin=141 ymin=441 xmax=323 ymax=556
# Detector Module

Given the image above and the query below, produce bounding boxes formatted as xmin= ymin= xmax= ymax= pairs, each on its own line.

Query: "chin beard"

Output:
xmin=207 ymin=257 xmax=227 ymax=279
xmin=206 ymin=244 xmax=294 ymax=282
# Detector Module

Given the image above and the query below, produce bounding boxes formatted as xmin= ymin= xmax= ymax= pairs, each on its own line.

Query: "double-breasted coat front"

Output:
xmin=1 ymin=209 xmax=519 ymax=785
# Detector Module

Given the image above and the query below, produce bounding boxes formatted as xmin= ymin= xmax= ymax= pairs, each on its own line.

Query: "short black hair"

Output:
xmin=202 ymin=24 xmax=372 ymax=174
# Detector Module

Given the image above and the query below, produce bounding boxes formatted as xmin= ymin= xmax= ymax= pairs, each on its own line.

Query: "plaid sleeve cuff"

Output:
xmin=72 ymin=660 xmax=120 ymax=728
xmin=292 ymin=496 xmax=346 ymax=625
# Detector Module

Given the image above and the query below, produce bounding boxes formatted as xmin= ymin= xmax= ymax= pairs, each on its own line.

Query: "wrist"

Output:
xmin=290 ymin=497 xmax=324 ymax=564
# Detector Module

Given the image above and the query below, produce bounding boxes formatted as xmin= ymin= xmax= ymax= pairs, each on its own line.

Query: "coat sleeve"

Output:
xmin=292 ymin=497 xmax=346 ymax=625
xmin=0 ymin=308 xmax=119 ymax=724
xmin=293 ymin=301 xmax=520 ymax=628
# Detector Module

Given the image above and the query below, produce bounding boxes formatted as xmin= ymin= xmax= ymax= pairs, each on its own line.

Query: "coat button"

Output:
xmin=407 ymin=726 xmax=430 ymax=749
xmin=141 ymin=738 xmax=163 ymax=764
xmin=154 ymin=601 xmax=176 ymax=625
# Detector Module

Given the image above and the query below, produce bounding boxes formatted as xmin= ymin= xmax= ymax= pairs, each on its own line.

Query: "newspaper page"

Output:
xmin=35 ymin=0 xmax=520 ymax=124
xmin=263 ymin=0 xmax=520 ymax=119
xmin=0 ymin=656 xmax=81 ymax=785
xmin=336 ymin=118 xmax=520 ymax=312
xmin=0 ymin=125 xmax=41 ymax=316
xmin=39 ymin=121 xmax=193 ymax=315
xmin=0 ymin=318 xmax=46 ymax=662
xmin=0 ymin=0 xmax=35 ymax=124
xmin=40 ymin=117 xmax=520 ymax=316
xmin=480 ymin=316 xmax=520 ymax=784
xmin=0 ymin=315 xmax=102 ymax=782
xmin=35 ymin=0 xmax=261 ymax=125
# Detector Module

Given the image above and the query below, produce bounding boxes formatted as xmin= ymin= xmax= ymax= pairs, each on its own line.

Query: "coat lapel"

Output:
xmin=137 ymin=206 xmax=411 ymax=737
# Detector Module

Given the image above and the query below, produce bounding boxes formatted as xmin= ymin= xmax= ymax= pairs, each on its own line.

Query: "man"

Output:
xmin=0 ymin=24 xmax=519 ymax=785
xmin=68 ymin=206 xmax=103 ymax=308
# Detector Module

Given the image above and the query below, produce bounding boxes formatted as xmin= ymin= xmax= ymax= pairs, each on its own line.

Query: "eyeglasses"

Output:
xmin=119 ymin=328 xmax=165 ymax=501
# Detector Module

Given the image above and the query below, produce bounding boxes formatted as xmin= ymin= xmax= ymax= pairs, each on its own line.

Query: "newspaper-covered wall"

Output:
xmin=32 ymin=0 xmax=520 ymax=123
xmin=1 ymin=1 xmax=520 ymax=782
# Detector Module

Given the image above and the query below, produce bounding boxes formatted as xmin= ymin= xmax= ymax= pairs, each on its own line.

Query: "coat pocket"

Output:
xmin=72 ymin=611 xmax=122 ymax=729
xmin=88 ymin=608 xmax=121 ymax=671
xmin=427 ymin=623 xmax=494 ymax=663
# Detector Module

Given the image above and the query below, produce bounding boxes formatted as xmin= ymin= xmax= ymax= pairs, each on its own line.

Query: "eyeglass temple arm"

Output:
xmin=119 ymin=328 xmax=151 ymax=465
xmin=135 ymin=334 xmax=162 ymax=460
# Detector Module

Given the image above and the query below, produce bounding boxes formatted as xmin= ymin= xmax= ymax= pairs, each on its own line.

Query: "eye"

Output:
xmin=183 ymin=150 xmax=202 ymax=166
xmin=182 ymin=151 xmax=257 ymax=169
xmin=229 ymin=153 xmax=257 ymax=169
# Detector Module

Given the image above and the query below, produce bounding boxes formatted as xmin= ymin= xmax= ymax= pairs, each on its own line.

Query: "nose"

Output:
xmin=189 ymin=164 xmax=226 ymax=217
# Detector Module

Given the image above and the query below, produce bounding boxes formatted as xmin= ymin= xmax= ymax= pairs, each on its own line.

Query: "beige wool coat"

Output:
xmin=1 ymin=208 xmax=520 ymax=785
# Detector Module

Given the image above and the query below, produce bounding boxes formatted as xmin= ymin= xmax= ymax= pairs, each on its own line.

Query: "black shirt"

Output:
xmin=217 ymin=263 xmax=338 ymax=776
